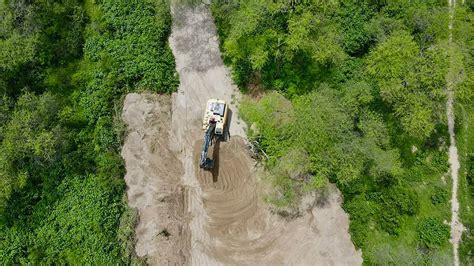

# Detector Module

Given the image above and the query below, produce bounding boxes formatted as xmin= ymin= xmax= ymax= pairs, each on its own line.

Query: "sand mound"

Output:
xmin=121 ymin=93 xmax=189 ymax=265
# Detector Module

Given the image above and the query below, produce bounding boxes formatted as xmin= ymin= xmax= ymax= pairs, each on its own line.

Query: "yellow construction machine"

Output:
xmin=199 ymin=99 xmax=228 ymax=169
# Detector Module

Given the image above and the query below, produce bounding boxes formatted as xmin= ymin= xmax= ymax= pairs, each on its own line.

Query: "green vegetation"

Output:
xmin=454 ymin=3 xmax=474 ymax=265
xmin=1 ymin=0 xmax=471 ymax=264
xmin=212 ymin=0 xmax=464 ymax=263
xmin=417 ymin=217 xmax=450 ymax=249
xmin=0 ymin=0 xmax=176 ymax=263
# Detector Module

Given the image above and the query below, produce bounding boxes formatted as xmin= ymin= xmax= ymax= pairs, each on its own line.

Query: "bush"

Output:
xmin=417 ymin=217 xmax=450 ymax=248
xmin=83 ymin=0 xmax=178 ymax=93
xmin=379 ymin=208 xmax=403 ymax=235
xmin=349 ymin=220 xmax=369 ymax=248
xmin=338 ymin=0 xmax=375 ymax=55
xmin=231 ymin=58 xmax=253 ymax=89
xmin=468 ymin=154 xmax=474 ymax=191
xmin=31 ymin=175 xmax=124 ymax=264
xmin=366 ymin=185 xmax=420 ymax=235
xmin=431 ymin=186 xmax=449 ymax=205
xmin=383 ymin=185 xmax=420 ymax=216
xmin=344 ymin=195 xmax=378 ymax=224
xmin=117 ymin=203 xmax=139 ymax=263
xmin=344 ymin=195 xmax=379 ymax=247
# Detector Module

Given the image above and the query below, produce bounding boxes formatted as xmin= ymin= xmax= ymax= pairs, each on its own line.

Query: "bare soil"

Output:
xmin=121 ymin=93 xmax=190 ymax=265
xmin=121 ymin=3 xmax=362 ymax=265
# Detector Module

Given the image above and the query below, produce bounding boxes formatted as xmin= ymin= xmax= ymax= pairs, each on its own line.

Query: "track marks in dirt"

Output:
xmin=193 ymin=137 xmax=281 ymax=264
xmin=194 ymin=138 xmax=259 ymax=229
xmin=190 ymin=137 xmax=363 ymax=265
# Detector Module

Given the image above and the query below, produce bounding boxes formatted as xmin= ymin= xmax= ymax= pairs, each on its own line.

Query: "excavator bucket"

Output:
xmin=200 ymin=157 xmax=214 ymax=169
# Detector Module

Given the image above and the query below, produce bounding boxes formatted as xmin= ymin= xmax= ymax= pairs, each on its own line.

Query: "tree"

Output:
xmin=0 ymin=33 xmax=37 ymax=72
xmin=337 ymin=0 xmax=375 ymax=55
xmin=218 ymin=1 xmax=346 ymax=92
xmin=367 ymin=31 xmax=446 ymax=140
xmin=1 ymin=0 xmax=174 ymax=263
xmin=0 ymin=92 xmax=65 ymax=209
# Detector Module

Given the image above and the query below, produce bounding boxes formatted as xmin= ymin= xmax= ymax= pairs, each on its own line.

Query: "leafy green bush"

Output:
xmin=379 ymin=209 xmax=403 ymax=235
xmin=417 ymin=217 xmax=450 ymax=248
xmin=468 ymin=153 xmax=474 ymax=194
xmin=348 ymin=220 xmax=369 ymax=248
xmin=83 ymin=0 xmax=178 ymax=94
xmin=117 ymin=203 xmax=139 ymax=263
xmin=0 ymin=92 xmax=66 ymax=209
xmin=337 ymin=0 xmax=375 ymax=55
xmin=344 ymin=195 xmax=379 ymax=247
xmin=31 ymin=175 xmax=124 ymax=264
xmin=431 ymin=186 xmax=449 ymax=205
xmin=384 ymin=185 xmax=420 ymax=216
xmin=367 ymin=185 xmax=420 ymax=235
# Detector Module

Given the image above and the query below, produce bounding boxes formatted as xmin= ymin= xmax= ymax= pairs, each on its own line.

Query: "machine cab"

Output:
xmin=202 ymin=99 xmax=227 ymax=136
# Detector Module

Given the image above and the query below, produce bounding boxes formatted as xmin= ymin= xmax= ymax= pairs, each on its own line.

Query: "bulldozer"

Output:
xmin=199 ymin=99 xmax=228 ymax=169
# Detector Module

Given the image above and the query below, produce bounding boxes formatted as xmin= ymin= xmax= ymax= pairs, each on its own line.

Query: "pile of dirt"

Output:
xmin=121 ymin=93 xmax=189 ymax=265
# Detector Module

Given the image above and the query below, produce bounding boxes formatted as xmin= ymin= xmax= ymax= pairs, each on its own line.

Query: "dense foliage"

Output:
xmin=0 ymin=0 xmax=176 ymax=263
xmin=212 ymin=0 xmax=464 ymax=263
xmin=417 ymin=217 xmax=450 ymax=249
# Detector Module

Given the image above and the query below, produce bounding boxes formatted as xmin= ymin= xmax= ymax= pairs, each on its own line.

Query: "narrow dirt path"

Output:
xmin=446 ymin=1 xmax=464 ymax=265
xmin=168 ymin=3 xmax=362 ymax=265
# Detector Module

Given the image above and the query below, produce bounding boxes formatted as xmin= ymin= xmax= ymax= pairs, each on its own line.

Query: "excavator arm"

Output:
xmin=199 ymin=122 xmax=216 ymax=169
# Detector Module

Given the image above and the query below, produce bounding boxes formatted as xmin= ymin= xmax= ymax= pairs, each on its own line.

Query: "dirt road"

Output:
xmin=122 ymin=3 xmax=362 ymax=265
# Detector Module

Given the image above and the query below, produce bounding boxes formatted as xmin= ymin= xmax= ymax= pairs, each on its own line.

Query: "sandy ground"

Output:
xmin=447 ymin=1 xmax=464 ymax=265
xmin=121 ymin=3 xmax=362 ymax=265
xmin=121 ymin=93 xmax=190 ymax=265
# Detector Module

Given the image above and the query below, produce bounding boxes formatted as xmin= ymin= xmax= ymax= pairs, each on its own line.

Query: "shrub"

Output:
xmin=369 ymin=184 xmax=420 ymax=235
xmin=83 ymin=0 xmax=178 ymax=93
xmin=467 ymin=154 xmax=474 ymax=190
xmin=417 ymin=217 xmax=450 ymax=248
xmin=345 ymin=195 xmax=379 ymax=247
xmin=383 ymin=185 xmax=420 ymax=216
xmin=431 ymin=186 xmax=449 ymax=205
xmin=349 ymin=220 xmax=369 ymax=248
xmin=379 ymin=208 xmax=402 ymax=235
